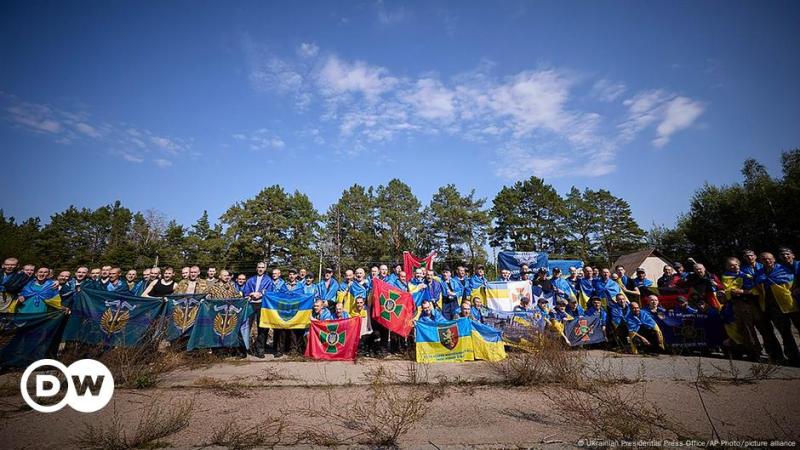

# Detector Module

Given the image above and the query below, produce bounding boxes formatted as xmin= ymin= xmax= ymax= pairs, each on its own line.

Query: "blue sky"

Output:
xmin=1 ymin=0 xmax=798 ymax=232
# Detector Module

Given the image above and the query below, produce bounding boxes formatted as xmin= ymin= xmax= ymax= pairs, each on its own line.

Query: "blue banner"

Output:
xmin=187 ymin=298 xmax=253 ymax=351
xmin=564 ymin=315 xmax=606 ymax=346
xmin=63 ymin=288 xmax=165 ymax=347
xmin=0 ymin=311 xmax=68 ymax=368
xmin=655 ymin=312 xmax=724 ymax=349
xmin=483 ymin=310 xmax=547 ymax=344
xmin=497 ymin=251 xmax=549 ymax=278
xmin=163 ymin=294 xmax=205 ymax=341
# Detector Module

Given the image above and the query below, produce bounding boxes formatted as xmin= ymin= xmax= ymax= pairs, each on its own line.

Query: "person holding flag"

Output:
xmin=756 ymin=252 xmax=799 ymax=365
xmin=244 ymin=262 xmax=275 ymax=359
xmin=466 ymin=265 xmax=488 ymax=298
xmin=16 ymin=267 xmax=63 ymax=313
xmin=625 ymin=301 xmax=664 ymax=354
xmin=441 ymin=267 xmax=463 ymax=320
xmin=575 ymin=266 xmax=595 ymax=309
xmin=593 ymin=268 xmax=623 ymax=307
xmin=317 ymin=268 xmax=340 ymax=307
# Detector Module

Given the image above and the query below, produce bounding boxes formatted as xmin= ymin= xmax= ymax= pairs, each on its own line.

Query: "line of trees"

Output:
xmin=1 ymin=148 xmax=796 ymax=274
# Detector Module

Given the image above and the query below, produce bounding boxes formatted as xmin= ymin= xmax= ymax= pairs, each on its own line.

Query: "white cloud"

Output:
xmin=318 ymin=56 xmax=397 ymax=101
xmin=153 ymin=158 xmax=173 ymax=168
xmin=75 ymin=122 xmax=101 ymax=138
xmin=404 ymin=78 xmax=455 ymax=121
xmin=654 ymin=96 xmax=705 ymax=147
xmin=494 ymin=146 xmax=572 ymax=180
xmin=591 ymin=79 xmax=626 ymax=102
xmin=233 ymin=129 xmax=286 ymax=150
xmin=121 ymin=152 xmax=144 ymax=163
xmin=298 ymin=42 xmax=318 ymax=58
xmin=1 ymin=92 xmax=194 ymax=164
xmin=487 ymin=70 xmax=575 ymax=137
xmin=620 ymin=90 xmax=705 ymax=148
xmin=241 ymin=43 xmax=707 ymax=173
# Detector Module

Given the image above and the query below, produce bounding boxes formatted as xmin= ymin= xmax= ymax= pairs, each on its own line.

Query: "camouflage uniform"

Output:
xmin=208 ymin=281 xmax=242 ymax=299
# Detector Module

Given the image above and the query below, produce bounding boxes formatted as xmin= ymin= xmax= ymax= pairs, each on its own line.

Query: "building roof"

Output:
xmin=612 ymin=248 xmax=673 ymax=274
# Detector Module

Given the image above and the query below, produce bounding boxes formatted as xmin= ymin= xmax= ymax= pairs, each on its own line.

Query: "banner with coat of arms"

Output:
xmin=564 ymin=315 xmax=606 ymax=346
xmin=63 ymin=288 xmax=165 ymax=347
xmin=187 ymin=298 xmax=252 ymax=351
xmin=305 ymin=316 xmax=361 ymax=361
xmin=163 ymin=294 xmax=205 ymax=341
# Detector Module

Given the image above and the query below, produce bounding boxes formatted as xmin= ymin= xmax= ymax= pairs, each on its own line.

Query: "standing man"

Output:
xmin=125 ymin=269 xmax=138 ymax=292
xmin=575 ymin=266 xmax=595 ymax=309
xmin=317 ymin=268 xmax=340 ymax=307
xmin=284 ymin=269 xmax=303 ymax=293
xmin=206 ymin=267 xmax=218 ymax=288
xmin=234 ymin=273 xmax=247 ymax=295
xmin=271 ymin=268 xmax=286 ymax=293
xmin=441 ymin=268 xmax=464 ymax=320
xmin=466 ymin=265 xmax=488 ymax=298
xmin=175 ymin=266 xmax=208 ymax=295
xmin=244 ymin=262 xmax=275 ymax=359
xmin=106 ymin=268 xmax=130 ymax=293
xmin=756 ymin=252 xmax=799 ymax=365
xmin=208 ymin=270 xmax=242 ymax=299
xmin=142 ymin=267 xmax=175 ymax=297
xmin=132 ymin=268 xmax=152 ymax=296
xmin=16 ymin=268 xmax=62 ymax=313
xmin=657 ymin=265 xmax=682 ymax=289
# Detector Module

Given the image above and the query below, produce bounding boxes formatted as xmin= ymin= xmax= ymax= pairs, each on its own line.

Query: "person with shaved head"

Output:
xmin=175 ymin=265 xmax=208 ymax=294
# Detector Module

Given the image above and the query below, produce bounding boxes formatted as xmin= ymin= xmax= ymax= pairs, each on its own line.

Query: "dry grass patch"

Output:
xmin=73 ymin=399 xmax=193 ymax=450
xmin=204 ymin=417 xmax=293 ymax=449
xmin=492 ymin=335 xmax=587 ymax=388
xmin=295 ymin=364 xmax=434 ymax=447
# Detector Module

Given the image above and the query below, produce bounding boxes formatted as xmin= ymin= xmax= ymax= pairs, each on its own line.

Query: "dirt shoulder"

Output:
xmin=2 ymin=351 xmax=799 ymax=449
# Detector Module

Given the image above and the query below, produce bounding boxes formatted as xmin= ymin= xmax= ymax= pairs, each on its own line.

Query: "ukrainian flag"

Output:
xmin=336 ymin=290 xmax=358 ymax=316
xmin=720 ymin=272 xmax=744 ymax=302
xmin=415 ymin=318 xmax=474 ymax=363
xmin=470 ymin=320 xmax=507 ymax=361
xmin=260 ymin=291 xmax=314 ymax=329
xmin=756 ymin=265 xmax=797 ymax=314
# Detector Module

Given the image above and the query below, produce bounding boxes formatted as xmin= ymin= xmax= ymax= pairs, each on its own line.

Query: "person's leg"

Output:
xmin=754 ymin=303 xmax=783 ymax=360
xmin=255 ymin=327 xmax=268 ymax=358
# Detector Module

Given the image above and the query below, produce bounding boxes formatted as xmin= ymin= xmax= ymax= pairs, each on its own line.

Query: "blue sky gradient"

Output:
xmin=1 ymin=0 xmax=798 ymax=230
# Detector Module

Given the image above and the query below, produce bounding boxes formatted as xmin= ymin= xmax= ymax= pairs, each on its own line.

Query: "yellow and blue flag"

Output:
xmin=260 ymin=291 xmax=314 ymax=329
xmin=415 ymin=317 xmax=474 ymax=363
xmin=756 ymin=265 xmax=797 ymax=314
xmin=470 ymin=319 xmax=507 ymax=361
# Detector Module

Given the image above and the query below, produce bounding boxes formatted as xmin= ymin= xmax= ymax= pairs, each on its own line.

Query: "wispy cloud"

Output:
xmin=375 ymin=0 xmax=408 ymax=25
xmin=240 ymin=43 xmax=706 ymax=179
xmin=620 ymin=90 xmax=705 ymax=148
xmin=233 ymin=129 xmax=286 ymax=150
xmin=591 ymin=79 xmax=626 ymax=102
xmin=298 ymin=42 xmax=319 ymax=58
xmin=1 ymin=92 xmax=191 ymax=167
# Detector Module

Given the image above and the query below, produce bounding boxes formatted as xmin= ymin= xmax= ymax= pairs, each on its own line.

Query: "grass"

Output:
xmin=73 ymin=399 xmax=193 ymax=450
xmin=295 ymin=364 xmax=434 ymax=447
xmin=204 ymin=417 xmax=293 ymax=449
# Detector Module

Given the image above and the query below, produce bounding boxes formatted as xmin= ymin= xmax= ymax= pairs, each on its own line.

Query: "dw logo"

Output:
xmin=20 ymin=359 xmax=114 ymax=413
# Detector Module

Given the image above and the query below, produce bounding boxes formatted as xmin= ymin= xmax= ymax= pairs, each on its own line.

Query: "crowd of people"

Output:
xmin=0 ymin=246 xmax=798 ymax=365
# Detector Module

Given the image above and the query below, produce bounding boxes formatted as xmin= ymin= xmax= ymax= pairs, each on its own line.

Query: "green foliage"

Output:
xmin=428 ymin=184 xmax=490 ymax=268
xmin=323 ymin=184 xmax=385 ymax=273
xmin=490 ymin=176 xmax=567 ymax=252
xmin=654 ymin=148 xmax=799 ymax=270
xmin=221 ymin=185 xmax=320 ymax=272
xmin=375 ymin=179 xmax=422 ymax=260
